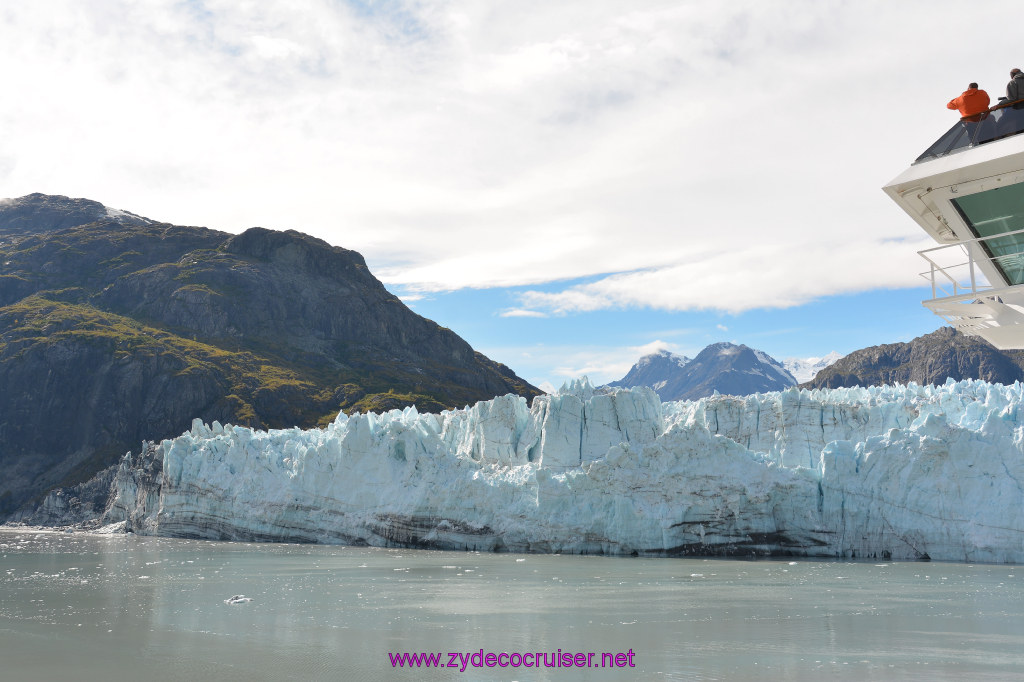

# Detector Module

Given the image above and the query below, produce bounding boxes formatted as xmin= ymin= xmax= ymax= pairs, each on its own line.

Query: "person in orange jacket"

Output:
xmin=947 ymin=83 xmax=991 ymax=121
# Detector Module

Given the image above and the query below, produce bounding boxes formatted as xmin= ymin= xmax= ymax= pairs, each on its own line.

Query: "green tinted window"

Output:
xmin=953 ymin=183 xmax=1024 ymax=285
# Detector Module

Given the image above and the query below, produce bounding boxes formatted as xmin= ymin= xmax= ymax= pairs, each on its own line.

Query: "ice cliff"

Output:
xmin=105 ymin=379 xmax=1024 ymax=562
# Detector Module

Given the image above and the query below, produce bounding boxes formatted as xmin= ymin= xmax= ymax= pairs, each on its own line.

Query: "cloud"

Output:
xmin=499 ymin=308 xmax=548 ymax=318
xmin=2 ymin=1 xmax=1019 ymax=315
xmin=630 ymin=339 xmax=677 ymax=358
xmin=483 ymin=337 xmax=688 ymax=387
xmin=514 ymin=237 xmax=936 ymax=314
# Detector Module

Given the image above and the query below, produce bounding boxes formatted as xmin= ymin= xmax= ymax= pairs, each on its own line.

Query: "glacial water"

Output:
xmin=1 ymin=530 xmax=1023 ymax=681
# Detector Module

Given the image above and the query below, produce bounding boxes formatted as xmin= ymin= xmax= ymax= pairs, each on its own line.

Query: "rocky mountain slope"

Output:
xmin=802 ymin=326 xmax=1024 ymax=389
xmin=613 ymin=326 xmax=1024 ymax=398
xmin=607 ymin=349 xmax=691 ymax=395
xmin=610 ymin=343 xmax=796 ymax=401
xmin=0 ymin=193 xmax=539 ymax=518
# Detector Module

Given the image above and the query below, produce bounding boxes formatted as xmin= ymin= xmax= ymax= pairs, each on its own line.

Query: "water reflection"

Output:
xmin=1 ymin=530 xmax=1023 ymax=680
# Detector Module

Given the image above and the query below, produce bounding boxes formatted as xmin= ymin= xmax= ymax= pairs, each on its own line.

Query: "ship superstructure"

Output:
xmin=884 ymin=102 xmax=1024 ymax=348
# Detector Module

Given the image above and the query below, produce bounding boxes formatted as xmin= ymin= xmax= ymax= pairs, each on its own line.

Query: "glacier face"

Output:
xmin=106 ymin=379 xmax=1024 ymax=562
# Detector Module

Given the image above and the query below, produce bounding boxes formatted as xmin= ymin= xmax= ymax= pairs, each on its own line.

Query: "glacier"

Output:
xmin=104 ymin=378 xmax=1024 ymax=563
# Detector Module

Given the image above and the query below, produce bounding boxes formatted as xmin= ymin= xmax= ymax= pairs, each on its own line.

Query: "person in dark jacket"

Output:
xmin=947 ymin=82 xmax=990 ymax=121
xmin=1007 ymin=69 xmax=1024 ymax=103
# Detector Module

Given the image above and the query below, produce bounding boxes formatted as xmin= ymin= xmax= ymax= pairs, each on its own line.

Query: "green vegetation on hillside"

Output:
xmin=0 ymin=194 xmax=540 ymax=516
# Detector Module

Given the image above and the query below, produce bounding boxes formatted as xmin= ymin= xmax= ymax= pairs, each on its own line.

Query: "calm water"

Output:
xmin=1 ymin=530 xmax=1023 ymax=681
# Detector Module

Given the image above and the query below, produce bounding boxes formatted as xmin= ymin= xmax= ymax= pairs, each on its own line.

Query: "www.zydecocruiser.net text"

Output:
xmin=389 ymin=649 xmax=637 ymax=671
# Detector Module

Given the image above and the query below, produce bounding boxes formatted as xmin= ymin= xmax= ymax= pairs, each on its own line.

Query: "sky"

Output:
xmin=2 ymin=1 xmax=1021 ymax=391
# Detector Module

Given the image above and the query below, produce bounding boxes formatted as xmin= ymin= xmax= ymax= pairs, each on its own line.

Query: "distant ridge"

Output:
xmin=610 ymin=343 xmax=796 ymax=401
xmin=608 ymin=349 xmax=691 ymax=394
xmin=611 ymin=328 xmax=1024 ymax=400
xmin=0 ymin=192 xmax=151 ymax=234
xmin=802 ymin=326 xmax=1024 ymax=389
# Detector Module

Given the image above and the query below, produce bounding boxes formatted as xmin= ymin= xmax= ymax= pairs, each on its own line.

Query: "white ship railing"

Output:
xmin=918 ymin=226 xmax=1024 ymax=298
xmin=918 ymin=228 xmax=1024 ymax=348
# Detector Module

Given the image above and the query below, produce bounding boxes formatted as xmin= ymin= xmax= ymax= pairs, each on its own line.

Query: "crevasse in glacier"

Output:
xmin=105 ymin=378 xmax=1024 ymax=562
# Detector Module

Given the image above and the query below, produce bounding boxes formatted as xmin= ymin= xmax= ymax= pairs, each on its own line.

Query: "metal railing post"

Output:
xmin=969 ymin=249 xmax=977 ymax=293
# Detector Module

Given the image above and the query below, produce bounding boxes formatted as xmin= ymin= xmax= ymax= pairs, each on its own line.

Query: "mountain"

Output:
xmin=0 ymin=193 xmax=152 ymax=235
xmin=802 ymin=327 xmax=1024 ymax=389
xmin=615 ymin=327 xmax=1024 ymax=400
xmin=610 ymin=343 xmax=796 ymax=401
xmin=607 ymin=349 xmax=691 ymax=394
xmin=783 ymin=351 xmax=843 ymax=384
xmin=0 ymin=193 xmax=539 ymax=518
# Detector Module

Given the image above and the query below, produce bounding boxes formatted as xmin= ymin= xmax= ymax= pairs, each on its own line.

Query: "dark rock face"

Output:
xmin=94 ymin=226 xmax=501 ymax=388
xmin=610 ymin=343 xmax=796 ymax=401
xmin=802 ymin=326 xmax=1024 ymax=389
xmin=0 ymin=193 xmax=539 ymax=519
xmin=9 ymin=464 xmax=119 ymax=528
xmin=0 ymin=299 xmax=235 ymax=514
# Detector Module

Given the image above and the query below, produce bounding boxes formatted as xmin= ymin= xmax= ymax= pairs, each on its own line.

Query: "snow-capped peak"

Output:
xmin=637 ymin=349 xmax=690 ymax=369
xmin=783 ymin=352 xmax=844 ymax=384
